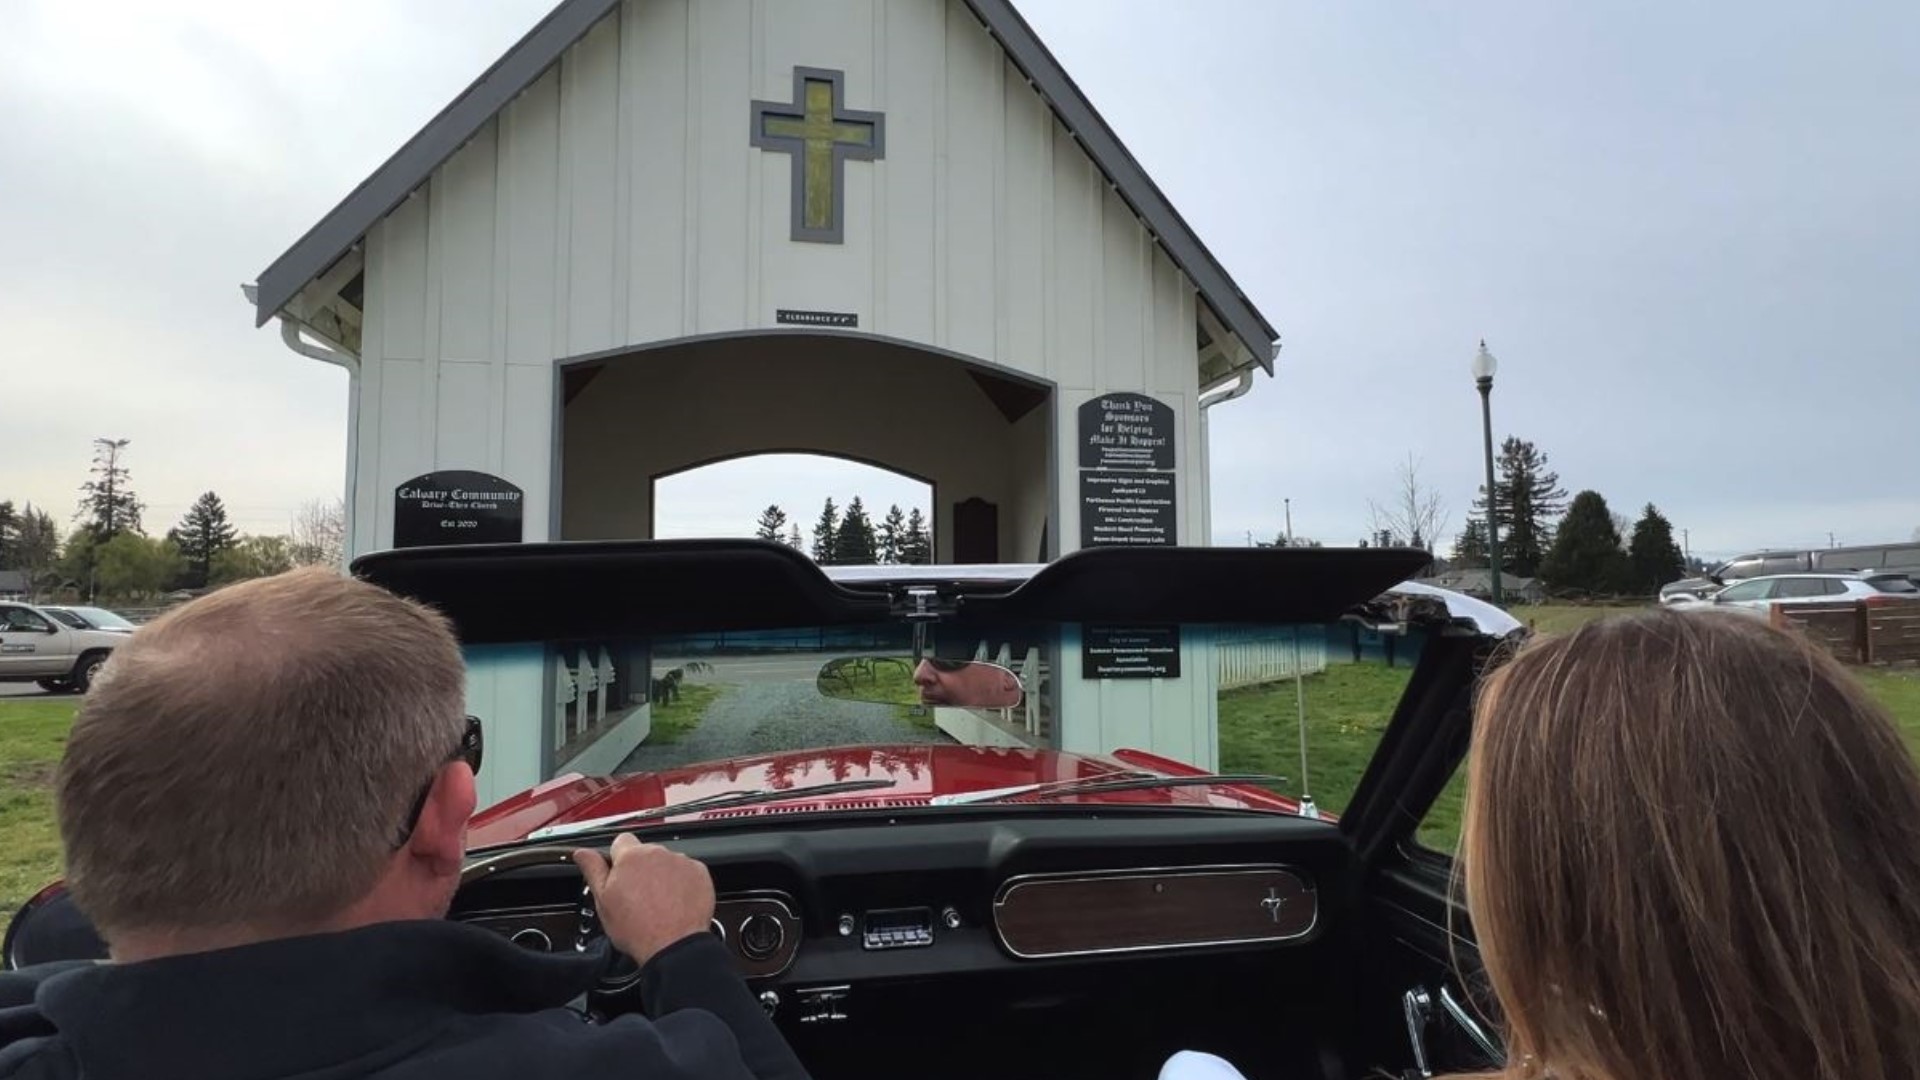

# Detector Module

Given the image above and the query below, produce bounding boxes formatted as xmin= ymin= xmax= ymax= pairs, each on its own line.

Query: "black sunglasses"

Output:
xmin=393 ymin=715 xmax=484 ymax=848
xmin=926 ymin=658 xmax=971 ymax=673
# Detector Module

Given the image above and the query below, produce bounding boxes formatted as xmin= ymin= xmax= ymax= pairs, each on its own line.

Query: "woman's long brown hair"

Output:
xmin=1462 ymin=608 xmax=1920 ymax=1080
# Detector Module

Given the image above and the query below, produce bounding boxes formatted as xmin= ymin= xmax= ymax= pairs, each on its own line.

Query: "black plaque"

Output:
xmin=1079 ymin=471 xmax=1177 ymax=548
xmin=393 ymin=471 xmax=525 ymax=549
xmin=1078 ymin=393 xmax=1175 ymax=472
xmin=1083 ymin=625 xmax=1182 ymax=679
xmin=776 ymin=308 xmax=859 ymax=328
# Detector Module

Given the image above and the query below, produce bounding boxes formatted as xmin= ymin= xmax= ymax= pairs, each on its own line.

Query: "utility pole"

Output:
xmin=1682 ymin=528 xmax=1690 ymax=561
xmin=1284 ymin=498 xmax=1294 ymax=545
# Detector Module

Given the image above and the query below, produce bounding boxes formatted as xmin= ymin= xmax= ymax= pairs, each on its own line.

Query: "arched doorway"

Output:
xmin=557 ymin=332 xmax=1055 ymax=564
xmin=653 ymin=452 xmax=934 ymax=564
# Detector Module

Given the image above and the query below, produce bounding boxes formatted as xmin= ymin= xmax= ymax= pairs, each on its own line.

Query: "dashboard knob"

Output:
xmin=942 ymin=906 xmax=962 ymax=930
xmin=837 ymin=914 xmax=856 ymax=937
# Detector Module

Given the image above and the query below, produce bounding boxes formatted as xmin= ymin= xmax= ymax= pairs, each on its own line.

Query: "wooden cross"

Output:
xmin=751 ymin=67 xmax=885 ymax=243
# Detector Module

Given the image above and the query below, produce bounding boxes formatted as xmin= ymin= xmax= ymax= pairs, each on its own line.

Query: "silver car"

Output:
xmin=1682 ymin=572 xmax=1920 ymax=618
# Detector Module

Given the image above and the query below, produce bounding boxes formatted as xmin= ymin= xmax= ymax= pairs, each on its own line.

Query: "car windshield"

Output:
xmin=44 ymin=609 xmax=87 ymax=629
xmin=66 ymin=606 xmax=134 ymax=629
xmin=465 ymin=613 xmax=1435 ymax=825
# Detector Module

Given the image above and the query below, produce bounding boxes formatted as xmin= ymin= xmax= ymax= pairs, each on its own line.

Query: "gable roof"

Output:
xmin=248 ymin=0 xmax=1279 ymax=374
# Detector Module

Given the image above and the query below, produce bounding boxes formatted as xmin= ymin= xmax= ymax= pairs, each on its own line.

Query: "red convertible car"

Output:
xmin=7 ymin=540 xmax=1520 ymax=1080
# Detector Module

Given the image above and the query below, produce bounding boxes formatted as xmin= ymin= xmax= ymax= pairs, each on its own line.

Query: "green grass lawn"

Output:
xmin=647 ymin=683 xmax=722 ymax=744
xmin=1218 ymin=662 xmax=1415 ymax=819
xmin=1 ymin=701 xmax=75 ymax=916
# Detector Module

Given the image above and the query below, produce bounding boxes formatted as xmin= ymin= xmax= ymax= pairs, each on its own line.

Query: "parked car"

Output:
xmin=39 ymin=605 xmax=137 ymax=632
xmin=0 ymin=601 xmax=127 ymax=693
xmin=7 ymin=540 xmax=1521 ymax=1079
xmin=1675 ymin=571 xmax=1920 ymax=618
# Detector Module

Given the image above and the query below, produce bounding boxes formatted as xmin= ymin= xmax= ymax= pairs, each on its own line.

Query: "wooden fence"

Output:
xmin=1769 ymin=602 xmax=1920 ymax=665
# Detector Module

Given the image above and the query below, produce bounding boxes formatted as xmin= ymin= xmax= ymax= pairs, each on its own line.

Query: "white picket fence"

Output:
xmin=1214 ymin=631 xmax=1329 ymax=691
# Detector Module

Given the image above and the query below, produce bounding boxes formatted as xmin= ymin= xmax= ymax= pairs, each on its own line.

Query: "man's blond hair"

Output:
xmin=54 ymin=566 xmax=467 ymax=939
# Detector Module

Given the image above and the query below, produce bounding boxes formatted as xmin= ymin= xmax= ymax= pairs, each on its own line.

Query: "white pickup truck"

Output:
xmin=0 ymin=601 xmax=130 ymax=693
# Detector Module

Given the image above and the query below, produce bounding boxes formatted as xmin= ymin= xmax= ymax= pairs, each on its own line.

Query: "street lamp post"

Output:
xmin=1473 ymin=341 xmax=1504 ymax=606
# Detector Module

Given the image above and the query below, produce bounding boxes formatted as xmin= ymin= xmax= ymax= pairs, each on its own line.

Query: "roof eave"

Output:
xmin=249 ymin=0 xmax=1282 ymax=377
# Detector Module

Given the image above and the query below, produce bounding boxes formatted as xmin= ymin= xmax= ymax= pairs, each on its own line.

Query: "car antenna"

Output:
xmin=1293 ymin=625 xmax=1318 ymax=819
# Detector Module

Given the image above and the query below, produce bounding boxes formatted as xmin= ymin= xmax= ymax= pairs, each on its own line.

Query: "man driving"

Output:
xmin=0 ymin=568 xmax=811 ymax=1080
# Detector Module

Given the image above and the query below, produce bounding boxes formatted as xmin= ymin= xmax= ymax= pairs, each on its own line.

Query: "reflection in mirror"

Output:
xmin=816 ymin=656 xmax=1024 ymax=710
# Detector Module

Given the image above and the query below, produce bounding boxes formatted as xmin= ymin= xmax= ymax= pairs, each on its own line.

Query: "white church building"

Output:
xmin=247 ymin=0 xmax=1280 ymax=803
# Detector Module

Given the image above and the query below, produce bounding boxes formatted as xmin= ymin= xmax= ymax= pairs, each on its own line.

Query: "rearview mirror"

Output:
xmin=816 ymin=656 xmax=1024 ymax=710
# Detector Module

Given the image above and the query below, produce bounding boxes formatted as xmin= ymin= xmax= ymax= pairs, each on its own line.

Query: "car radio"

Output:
xmin=860 ymin=906 xmax=934 ymax=950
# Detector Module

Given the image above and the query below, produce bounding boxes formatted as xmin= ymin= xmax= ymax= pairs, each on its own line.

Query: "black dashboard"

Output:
xmin=449 ymin=809 xmax=1357 ymax=1054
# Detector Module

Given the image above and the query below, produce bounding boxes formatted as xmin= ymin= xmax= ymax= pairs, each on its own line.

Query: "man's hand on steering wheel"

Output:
xmin=572 ymin=833 xmax=716 ymax=965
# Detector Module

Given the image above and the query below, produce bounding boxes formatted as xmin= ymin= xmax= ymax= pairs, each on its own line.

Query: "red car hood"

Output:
xmin=467 ymin=743 xmax=1302 ymax=847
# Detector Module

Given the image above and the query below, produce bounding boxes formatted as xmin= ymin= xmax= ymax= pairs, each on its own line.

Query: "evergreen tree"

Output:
xmin=172 ymin=491 xmax=238 ymax=589
xmin=1471 ymin=437 xmax=1566 ymax=577
xmin=901 ymin=508 xmax=933 ymax=564
xmin=753 ymin=505 xmax=789 ymax=542
xmin=1539 ymin=490 xmax=1630 ymax=596
xmin=11 ymin=505 xmax=59 ymax=591
xmin=831 ymin=497 xmax=878 ymax=565
xmin=76 ymin=437 xmax=143 ymax=540
xmin=878 ymin=504 xmax=907 ymax=564
xmin=1450 ymin=520 xmax=1490 ymax=568
xmin=1626 ymin=504 xmax=1687 ymax=595
xmin=810 ymin=499 xmax=838 ymax=563
xmin=0 ymin=501 xmax=15 ymax=568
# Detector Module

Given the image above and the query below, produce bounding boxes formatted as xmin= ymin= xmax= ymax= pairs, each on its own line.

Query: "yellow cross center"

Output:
xmin=760 ymin=80 xmax=875 ymax=230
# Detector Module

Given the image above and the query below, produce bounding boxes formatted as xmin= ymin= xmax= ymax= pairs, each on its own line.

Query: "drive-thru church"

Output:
xmin=247 ymin=0 xmax=1281 ymax=805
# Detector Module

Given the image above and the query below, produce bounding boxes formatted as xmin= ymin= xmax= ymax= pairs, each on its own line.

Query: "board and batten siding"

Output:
xmin=351 ymin=0 xmax=1224 ymax=770
xmin=353 ymin=0 xmax=1207 ymax=558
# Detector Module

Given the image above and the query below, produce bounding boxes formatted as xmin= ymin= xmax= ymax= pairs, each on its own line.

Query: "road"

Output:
xmin=0 ymin=684 xmax=76 ymax=701
xmin=619 ymin=652 xmax=949 ymax=773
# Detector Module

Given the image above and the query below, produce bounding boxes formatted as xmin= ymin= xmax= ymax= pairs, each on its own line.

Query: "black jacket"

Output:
xmin=0 ymin=919 xmax=811 ymax=1080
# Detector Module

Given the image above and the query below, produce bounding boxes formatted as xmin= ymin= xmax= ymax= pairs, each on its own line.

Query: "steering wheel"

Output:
xmin=459 ymin=845 xmax=640 ymax=988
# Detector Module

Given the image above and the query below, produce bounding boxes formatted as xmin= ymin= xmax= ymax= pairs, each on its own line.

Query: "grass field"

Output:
xmin=647 ymin=683 xmax=722 ymax=744
xmin=1 ymin=702 xmax=73 ymax=916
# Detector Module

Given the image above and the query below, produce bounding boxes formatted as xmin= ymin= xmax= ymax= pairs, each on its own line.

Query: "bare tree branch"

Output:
xmin=1367 ymin=453 xmax=1451 ymax=551
xmin=289 ymin=498 xmax=346 ymax=570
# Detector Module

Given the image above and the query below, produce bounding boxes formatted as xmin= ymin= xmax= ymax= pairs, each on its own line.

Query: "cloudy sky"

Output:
xmin=3 ymin=0 xmax=1914 ymax=561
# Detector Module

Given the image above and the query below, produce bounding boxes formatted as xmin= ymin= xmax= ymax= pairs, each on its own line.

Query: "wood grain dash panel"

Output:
xmin=714 ymin=893 xmax=803 ymax=979
xmin=993 ymin=866 xmax=1315 ymax=959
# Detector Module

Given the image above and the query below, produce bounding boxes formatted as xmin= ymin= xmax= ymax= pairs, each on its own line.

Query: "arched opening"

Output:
xmin=557 ymin=331 xmax=1055 ymax=564
xmin=653 ymin=452 xmax=934 ymax=564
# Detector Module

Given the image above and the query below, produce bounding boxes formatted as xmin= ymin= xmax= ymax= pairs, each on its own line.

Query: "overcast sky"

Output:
xmin=3 ymin=0 xmax=1914 ymax=561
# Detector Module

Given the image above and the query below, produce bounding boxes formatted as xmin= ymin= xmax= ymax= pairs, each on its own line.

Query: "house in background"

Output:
xmin=1417 ymin=567 xmax=1544 ymax=605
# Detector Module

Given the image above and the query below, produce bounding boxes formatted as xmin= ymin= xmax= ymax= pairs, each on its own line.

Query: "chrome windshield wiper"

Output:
xmin=527 ymin=778 xmax=898 ymax=840
xmin=930 ymin=772 xmax=1286 ymax=807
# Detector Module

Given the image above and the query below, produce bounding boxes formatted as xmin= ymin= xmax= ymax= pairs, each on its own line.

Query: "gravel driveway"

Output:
xmin=616 ymin=679 xmax=953 ymax=774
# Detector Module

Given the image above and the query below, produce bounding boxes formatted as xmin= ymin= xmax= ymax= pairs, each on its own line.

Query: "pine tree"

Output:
xmin=878 ymin=504 xmax=907 ymax=564
xmin=810 ymin=499 xmax=838 ymax=563
xmin=1626 ymin=504 xmax=1687 ymax=596
xmin=77 ymin=437 xmax=144 ymax=540
xmin=1450 ymin=520 xmax=1490 ymax=568
xmin=172 ymin=491 xmax=238 ymax=589
xmin=753 ymin=505 xmax=788 ymax=542
xmin=901 ymin=508 xmax=933 ymax=564
xmin=0 ymin=501 xmax=16 ymax=568
xmin=11 ymin=505 xmax=59 ymax=591
xmin=832 ymin=497 xmax=878 ymax=565
xmin=1539 ymin=491 xmax=1630 ymax=596
xmin=1471 ymin=437 xmax=1566 ymax=577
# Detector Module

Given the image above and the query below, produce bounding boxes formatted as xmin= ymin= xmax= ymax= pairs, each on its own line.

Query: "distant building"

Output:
xmin=1419 ymin=568 xmax=1545 ymax=605
xmin=0 ymin=570 xmax=30 ymax=600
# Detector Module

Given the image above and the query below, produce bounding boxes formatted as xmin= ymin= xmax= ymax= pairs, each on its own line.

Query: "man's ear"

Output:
xmin=408 ymin=762 xmax=478 ymax=873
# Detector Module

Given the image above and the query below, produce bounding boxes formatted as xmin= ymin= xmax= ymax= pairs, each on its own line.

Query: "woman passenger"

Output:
xmin=1457 ymin=607 xmax=1920 ymax=1080
xmin=1165 ymin=608 xmax=1920 ymax=1080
